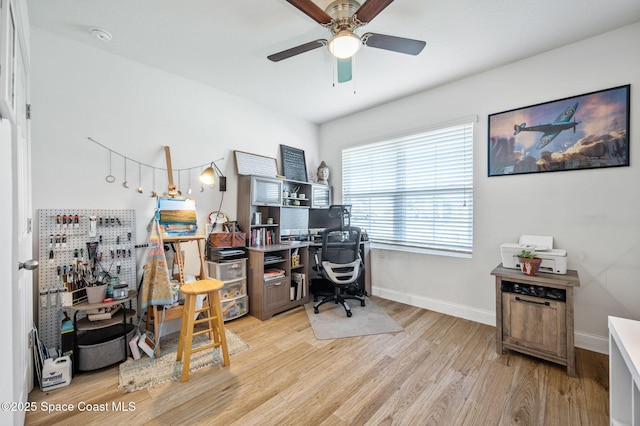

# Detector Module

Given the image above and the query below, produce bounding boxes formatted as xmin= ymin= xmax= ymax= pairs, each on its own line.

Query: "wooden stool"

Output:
xmin=176 ymin=279 xmax=230 ymax=382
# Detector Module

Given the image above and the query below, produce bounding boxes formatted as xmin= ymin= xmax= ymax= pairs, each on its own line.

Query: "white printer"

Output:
xmin=500 ymin=235 xmax=568 ymax=274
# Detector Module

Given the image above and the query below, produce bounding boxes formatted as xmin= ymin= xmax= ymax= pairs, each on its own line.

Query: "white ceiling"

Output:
xmin=27 ymin=0 xmax=640 ymax=124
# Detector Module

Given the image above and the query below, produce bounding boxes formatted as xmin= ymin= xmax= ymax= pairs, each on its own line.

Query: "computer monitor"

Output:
xmin=309 ymin=205 xmax=352 ymax=230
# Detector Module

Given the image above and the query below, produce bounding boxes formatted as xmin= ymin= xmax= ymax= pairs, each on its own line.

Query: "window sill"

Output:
xmin=370 ymin=242 xmax=472 ymax=259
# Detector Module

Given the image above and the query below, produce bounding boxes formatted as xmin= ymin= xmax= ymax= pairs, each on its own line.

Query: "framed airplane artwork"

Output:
xmin=488 ymin=85 xmax=630 ymax=176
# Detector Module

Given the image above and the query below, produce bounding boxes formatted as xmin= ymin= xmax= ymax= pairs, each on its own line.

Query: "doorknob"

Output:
xmin=18 ymin=259 xmax=39 ymax=271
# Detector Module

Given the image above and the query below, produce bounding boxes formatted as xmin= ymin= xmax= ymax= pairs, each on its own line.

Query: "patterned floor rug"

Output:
xmin=118 ymin=329 xmax=249 ymax=393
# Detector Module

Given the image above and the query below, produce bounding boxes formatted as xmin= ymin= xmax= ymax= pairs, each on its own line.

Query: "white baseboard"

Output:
xmin=372 ymin=286 xmax=495 ymax=326
xmin=575 ymin=331 xmax=608 ymax=354
xmin=372 ymin=286 xmax=609 ymax=355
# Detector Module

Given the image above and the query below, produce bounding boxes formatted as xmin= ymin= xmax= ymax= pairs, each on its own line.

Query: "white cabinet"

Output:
xmin=609 ymin=316 xmax=640 ymax=426
xmin=311 ymin=184 xmax=331 ymax=208
xmin=251 ymin=176 xmax=282 ymax=206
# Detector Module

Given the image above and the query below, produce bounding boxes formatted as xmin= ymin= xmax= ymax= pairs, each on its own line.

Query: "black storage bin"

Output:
xmin=77 ymin=323 xmax=135 ymax=371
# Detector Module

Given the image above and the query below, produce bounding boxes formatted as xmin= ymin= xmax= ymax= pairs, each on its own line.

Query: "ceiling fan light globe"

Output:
xmin=199 ymin=166 xmax=215 ymax=185
xmin=329 ymin=31 xmax=361 ymax=59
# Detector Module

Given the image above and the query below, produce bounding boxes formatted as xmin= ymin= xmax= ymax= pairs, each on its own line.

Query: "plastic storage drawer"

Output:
xmin=219 ymin=278 xmax=247 ymax=301
xmin=207 ymin=259 xmax=246 ymax=281
xmin=221 ymin=295 xmax=248 ymax=321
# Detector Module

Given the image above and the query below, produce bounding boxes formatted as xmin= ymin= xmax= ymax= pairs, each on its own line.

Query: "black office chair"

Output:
xmin=313 ymin=206 xmax=365 ymax=317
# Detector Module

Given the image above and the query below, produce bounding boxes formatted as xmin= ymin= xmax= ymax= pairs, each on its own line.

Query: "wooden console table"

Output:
xmin=491 ymin=264 xmax=580 ymax=376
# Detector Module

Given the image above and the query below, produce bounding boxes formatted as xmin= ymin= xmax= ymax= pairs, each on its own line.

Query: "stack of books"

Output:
xmin=86 ymin=304 xmax=121 ymax=321
xmin=290 ymin=273 xmax=306 ymax=301
xmin=264 ymin=268 xmax=285 ymax=281
xmin=251 ymin=228 xmax=276 ymax=246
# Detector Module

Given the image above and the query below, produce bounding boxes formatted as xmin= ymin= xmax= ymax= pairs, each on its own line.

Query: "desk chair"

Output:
xmin=313 ymin=225 xmax=365 ymax=317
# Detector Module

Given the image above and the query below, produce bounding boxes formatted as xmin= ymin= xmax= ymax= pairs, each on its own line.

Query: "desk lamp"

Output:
xmin=199 ymin=161 xmax=226 ymax=192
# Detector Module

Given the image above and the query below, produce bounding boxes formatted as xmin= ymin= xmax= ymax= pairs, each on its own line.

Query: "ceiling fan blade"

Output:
xmin=337 ymin=58 xmax=352 ymax=83
xmin=286 ymin=0 xmax=333 ymax=25
xmin=354 ymin=0 xmax=395 ymax=24
xmin=362 ymin=33 xmax=426 ymax=55
xmin=268 ymin=39 xmax=327 ymax=62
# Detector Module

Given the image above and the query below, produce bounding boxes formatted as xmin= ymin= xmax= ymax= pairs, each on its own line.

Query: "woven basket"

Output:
xmin=209 ymin=223 xmax=245 ymax=247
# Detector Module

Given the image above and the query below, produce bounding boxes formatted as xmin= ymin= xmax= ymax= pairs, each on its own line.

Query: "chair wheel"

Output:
xmin=347 ymin=311 xmax=352 ymax=317
xmin=361 ymin=300 xmax=366 ymax=306
xmin=314 ymin=307 xmax=319 ymax=314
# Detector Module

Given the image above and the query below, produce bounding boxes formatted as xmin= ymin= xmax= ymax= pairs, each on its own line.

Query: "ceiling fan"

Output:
xmin=268 ymin=0 xmax=426 ymax=83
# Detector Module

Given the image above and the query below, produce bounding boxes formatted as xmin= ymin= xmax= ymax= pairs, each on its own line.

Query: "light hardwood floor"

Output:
xmin=25 ymin=297 xmax=609 ymax=425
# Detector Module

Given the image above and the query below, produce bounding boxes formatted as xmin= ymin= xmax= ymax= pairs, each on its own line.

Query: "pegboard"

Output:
xmin=37 ymin=209 xmax=137 ymax=350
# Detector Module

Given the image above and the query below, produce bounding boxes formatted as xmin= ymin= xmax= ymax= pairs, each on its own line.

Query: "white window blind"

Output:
xmin=342 ymin=122 xmax=473 ymax=254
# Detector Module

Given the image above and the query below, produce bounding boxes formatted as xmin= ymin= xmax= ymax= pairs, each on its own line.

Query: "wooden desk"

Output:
xmin=246 ymin=244 xmax=309 ymax=320
xmin=245 ymin=241 xmax=370 ymax=320
xmin=491 ymin=264 xmax=580 ymax=376
xmin=307 ymin=240 xmax=371 ymax=296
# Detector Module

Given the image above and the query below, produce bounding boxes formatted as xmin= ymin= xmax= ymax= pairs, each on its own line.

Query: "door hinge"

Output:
xmin=26 ymin=104 xmax=31 ymax=120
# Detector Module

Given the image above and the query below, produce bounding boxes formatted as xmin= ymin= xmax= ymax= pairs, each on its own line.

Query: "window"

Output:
xmin=342 ymin=121 xmax=473 ymax=255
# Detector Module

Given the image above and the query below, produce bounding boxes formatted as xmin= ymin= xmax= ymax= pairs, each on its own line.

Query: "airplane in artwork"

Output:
xmin=513 ymin=102 xmax=581 ymax=149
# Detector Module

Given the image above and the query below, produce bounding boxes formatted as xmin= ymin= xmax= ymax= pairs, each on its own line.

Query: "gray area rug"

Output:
xmin=304 ymin=297 xmax=404 ymax=340
xmin=118 ymin=329 xmax=249 ymax=393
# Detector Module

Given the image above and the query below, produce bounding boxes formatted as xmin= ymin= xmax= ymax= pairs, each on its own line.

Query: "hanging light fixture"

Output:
xmin=328 ymin=30 xmax=361 ymax=59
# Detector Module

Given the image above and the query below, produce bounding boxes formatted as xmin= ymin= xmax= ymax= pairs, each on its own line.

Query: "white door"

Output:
xmin=0 ymin=123 xmax=16 ymax=425
xmin=0 ymin=1 xmax=33 ymax=424
xmin=14 ymin=10 xmax=34 ymax=399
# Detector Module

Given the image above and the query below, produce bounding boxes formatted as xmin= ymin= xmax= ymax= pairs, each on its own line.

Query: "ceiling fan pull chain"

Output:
xmin=332 ymin=55 xmax=336 ymax=87
xmin=353 ymin=56 xmax=357 ymax=95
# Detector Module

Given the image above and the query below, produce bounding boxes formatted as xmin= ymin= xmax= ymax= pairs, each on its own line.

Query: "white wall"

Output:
xmin=29 ymin=28 xmax=319 ymax=272
xmin=320 ymin=22 xmax=640 ymax=353
xmin=29 ymin=22 xmax=640 ymax=353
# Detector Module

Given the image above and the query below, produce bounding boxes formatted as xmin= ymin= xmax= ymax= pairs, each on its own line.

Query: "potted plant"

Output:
xmin=517 ymin=249 xmax=542 ymax=276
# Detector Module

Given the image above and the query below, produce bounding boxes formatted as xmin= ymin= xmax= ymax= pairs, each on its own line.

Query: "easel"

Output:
xmin=145 ymin=146 xmax=208 ymax=356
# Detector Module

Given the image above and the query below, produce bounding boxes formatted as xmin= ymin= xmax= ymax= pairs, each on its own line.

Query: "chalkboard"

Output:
xmin=234 ymin=150 xmax=279 ymax=177
xmin=280 ymin=145 xmax=308 ymax=182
